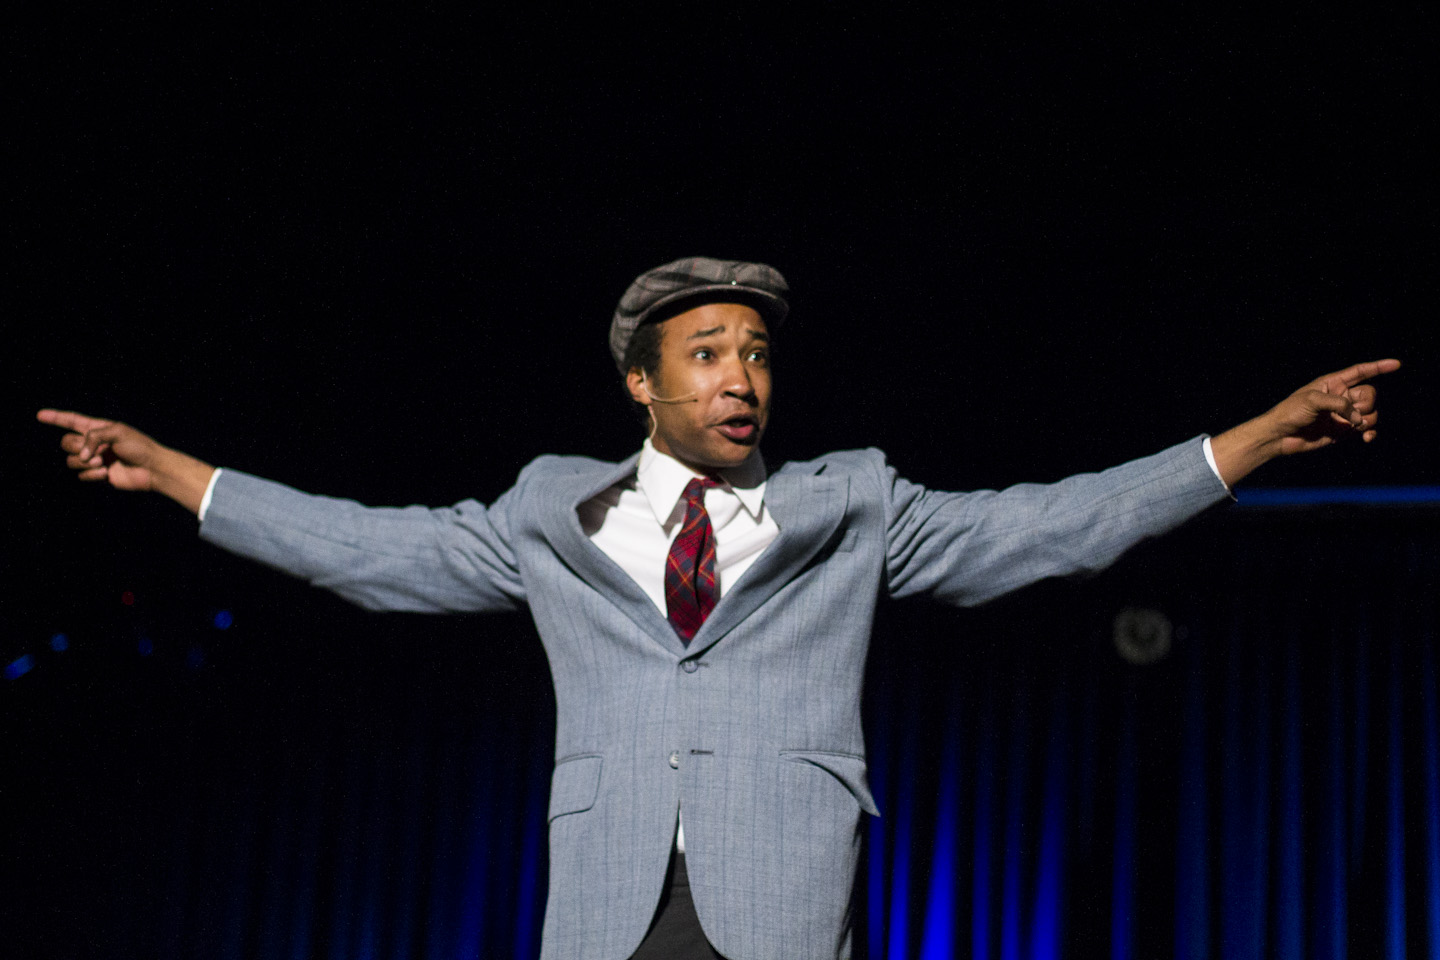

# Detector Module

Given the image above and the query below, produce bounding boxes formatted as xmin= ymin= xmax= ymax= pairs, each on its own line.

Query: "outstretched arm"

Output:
xmin=36 ymin=408 xmax=527 ymax=613
xmin=883 ymin=358 xmax=1403 ymax=606
xmin=37 ymin=409 xmax=216 ymax=515
xmin=1209 ymin=358 xmax=1400 ymax=487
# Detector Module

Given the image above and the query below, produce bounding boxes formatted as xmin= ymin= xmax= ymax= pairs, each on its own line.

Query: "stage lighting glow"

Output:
xmin=1237 ymin=485 xmax=1440 ymax=507
xmin=50 ymin=633 xmax=69 ymax=652
xmin=137 ymin=636 xmax=153 ymax=656
xmin=121 ymin=590 xmax=136 ymax=606
xmin=213 ymin=610 xmax=234 ymax=630
xmin=5 ymin=654 xmax=35 ymax=679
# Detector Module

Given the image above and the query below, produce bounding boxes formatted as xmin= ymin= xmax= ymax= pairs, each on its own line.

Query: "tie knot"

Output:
xmin=682 ymin=476 xmax=720 ymax=505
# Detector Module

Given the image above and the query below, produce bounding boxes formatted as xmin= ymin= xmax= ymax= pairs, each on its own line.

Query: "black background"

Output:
xmin=10 ymin=6 xmax=1433 ymax=661
xmin=11 ymin=9 xmax=1432 ymax=503
xmin=4 ymin=7 xmax=1436 ymax=956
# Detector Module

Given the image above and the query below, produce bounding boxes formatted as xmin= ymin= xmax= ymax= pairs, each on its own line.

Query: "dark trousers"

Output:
xmin=629 ymin=849 xmax=725 ymax=960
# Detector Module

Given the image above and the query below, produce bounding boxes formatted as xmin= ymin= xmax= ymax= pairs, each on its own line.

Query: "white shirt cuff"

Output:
xmin=1201 ymin=436 xmax=1230 ymax=494
xmin=197 ymin=467 xmax=223 ymax=522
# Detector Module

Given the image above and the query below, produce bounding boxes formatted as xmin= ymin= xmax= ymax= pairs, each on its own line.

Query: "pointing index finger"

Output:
xmin=36 ymin=409 xmax=112 ymax=433
xmin=1323 ymin=359 xmax=1402 ymax=390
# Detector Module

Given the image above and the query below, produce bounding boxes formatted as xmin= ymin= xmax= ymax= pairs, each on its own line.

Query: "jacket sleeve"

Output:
xmin=198 ymin=467 xmax=527 ymax=614
xmin=881 ymin=436 xmax=1231 ymax=607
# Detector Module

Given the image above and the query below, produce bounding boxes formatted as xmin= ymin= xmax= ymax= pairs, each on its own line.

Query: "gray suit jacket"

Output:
xmin=198 ymin=437 xmax=1229 ymax=960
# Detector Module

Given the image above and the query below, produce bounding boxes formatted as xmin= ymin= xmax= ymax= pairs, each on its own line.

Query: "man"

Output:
xmin=38 ymin=257 xmax=1397 ymax=960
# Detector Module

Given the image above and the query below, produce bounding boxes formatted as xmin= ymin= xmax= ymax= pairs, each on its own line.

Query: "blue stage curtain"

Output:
xmin=8 ymin=512 xmax=1438 ymax=958
xmin=859 ymin=514 xmax=1439 ymax=960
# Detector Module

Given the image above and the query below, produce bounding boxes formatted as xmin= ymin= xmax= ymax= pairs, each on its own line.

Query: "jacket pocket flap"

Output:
xmin=548 ymin=755 xmax=602 ymax=822
xmin=780 ymin=750 xmax=880 ymax=816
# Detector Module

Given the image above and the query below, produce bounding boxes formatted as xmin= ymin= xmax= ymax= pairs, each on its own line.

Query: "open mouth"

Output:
xmin=715 ymin=414 xmax=759 ymax=443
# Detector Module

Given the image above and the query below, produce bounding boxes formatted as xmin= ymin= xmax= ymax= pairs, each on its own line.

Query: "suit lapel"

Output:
xmin=686 ymin=464 xmax=850 ymax=657
xmin=538 ymin=455 xmax=690 ymax=657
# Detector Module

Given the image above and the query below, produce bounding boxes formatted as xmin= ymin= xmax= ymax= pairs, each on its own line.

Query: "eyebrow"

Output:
xmin=685 ymin=326 xmax=771 ymax=342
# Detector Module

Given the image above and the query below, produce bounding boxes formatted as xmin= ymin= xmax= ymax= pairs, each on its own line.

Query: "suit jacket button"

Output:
xmin=681 ymin=660 xmax=699 ymax=674
xmin=668 ymin=751 xmax=680 ymax=769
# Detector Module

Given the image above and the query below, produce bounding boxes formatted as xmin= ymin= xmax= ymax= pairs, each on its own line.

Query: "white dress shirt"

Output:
xmin=577 ymin=438 xmax=779 ymax=615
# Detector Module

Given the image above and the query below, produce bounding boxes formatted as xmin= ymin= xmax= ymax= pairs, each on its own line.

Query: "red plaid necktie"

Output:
xmin=666 ymin=477 xmax=721 ymax=644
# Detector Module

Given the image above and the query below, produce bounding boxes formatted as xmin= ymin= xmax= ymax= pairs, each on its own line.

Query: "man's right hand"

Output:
xmin=36 ymin=409 xmax=216 ymax=516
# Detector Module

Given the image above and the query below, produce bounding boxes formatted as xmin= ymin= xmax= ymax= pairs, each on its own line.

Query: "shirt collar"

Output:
xmin=636 ymin=438 xmax=767 ymax=525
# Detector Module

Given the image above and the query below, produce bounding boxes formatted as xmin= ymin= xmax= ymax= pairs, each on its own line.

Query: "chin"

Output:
xmin=676 ymin=445 xmax=751 ymax=474
xmin=662 ymin=428 xmax=764 ymax=472
xmin=709 ymin=439 xmax=761 ymax=465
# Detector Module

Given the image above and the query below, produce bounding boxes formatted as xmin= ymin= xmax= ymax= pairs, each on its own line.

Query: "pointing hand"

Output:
xmin=36 ymin=409 xmax=215 ymax=514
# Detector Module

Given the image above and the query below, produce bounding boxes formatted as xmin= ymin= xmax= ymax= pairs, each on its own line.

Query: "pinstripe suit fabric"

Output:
xmin=197 ymin=437 xmax=1229 ymax=959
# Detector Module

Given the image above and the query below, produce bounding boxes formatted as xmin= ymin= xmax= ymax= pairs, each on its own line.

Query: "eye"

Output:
xmin=747 ymin=349 xmax=769 ymax=364
xmin=693 ymin=348 xmax=714 ymax=361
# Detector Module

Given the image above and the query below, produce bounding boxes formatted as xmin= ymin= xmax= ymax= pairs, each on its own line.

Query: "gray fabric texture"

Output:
xmin=198 ymin=437 xmax=1230 ymax=960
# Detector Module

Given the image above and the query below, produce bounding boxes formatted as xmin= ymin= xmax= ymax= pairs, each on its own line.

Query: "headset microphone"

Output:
xmin=640 ymin=375 xmax=698 ymax=404
xmin=639 ymin=374 xmax=698 ymax=444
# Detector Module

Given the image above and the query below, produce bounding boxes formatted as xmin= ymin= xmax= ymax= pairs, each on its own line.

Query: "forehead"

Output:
xmin=658 ymin=301 xmax=769 ymax=343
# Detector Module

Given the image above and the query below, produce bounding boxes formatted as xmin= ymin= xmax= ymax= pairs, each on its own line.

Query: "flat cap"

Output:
xmin=610 ymin=256 xmax=789 ymax=372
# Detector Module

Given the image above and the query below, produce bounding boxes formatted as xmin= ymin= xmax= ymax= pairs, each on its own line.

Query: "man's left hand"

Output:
xmin=1210 ymin=358 xmax=1401 ymax=488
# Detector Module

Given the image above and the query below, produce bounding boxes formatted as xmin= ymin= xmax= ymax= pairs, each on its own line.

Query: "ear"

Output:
xmin=625 ymin=367 xmax=653 ymax=408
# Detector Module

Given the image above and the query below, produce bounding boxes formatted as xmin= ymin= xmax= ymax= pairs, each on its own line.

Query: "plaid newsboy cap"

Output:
xmin=609 ymin=256 xmax=789 ymax=372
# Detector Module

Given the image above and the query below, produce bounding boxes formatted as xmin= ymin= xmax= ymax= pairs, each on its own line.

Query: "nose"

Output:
xmin=721 ymin=356 xmax=756 ymax=401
